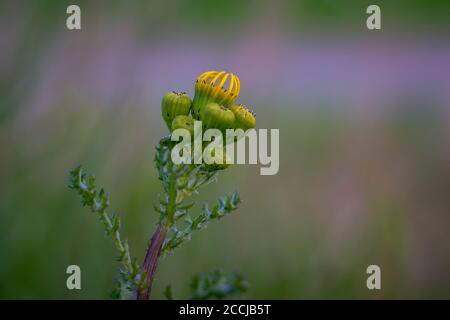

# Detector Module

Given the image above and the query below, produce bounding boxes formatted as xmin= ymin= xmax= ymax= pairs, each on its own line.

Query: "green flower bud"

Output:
xmin=171 ymin=115 xmax=195 ymax=136
xmin=161 ymin=91 xmax=192 ymax=129
xmin=192 ymin=71 xmax=240 ymax=120
xmin=229 ymin=104 xmax=256 ymax=130
xmin=200 ymin=102 xmax=235 ymax=132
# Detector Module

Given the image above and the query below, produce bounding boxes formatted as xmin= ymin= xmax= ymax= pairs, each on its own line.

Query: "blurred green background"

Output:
xmin=1 ymin=0 xmax=450 ymax=299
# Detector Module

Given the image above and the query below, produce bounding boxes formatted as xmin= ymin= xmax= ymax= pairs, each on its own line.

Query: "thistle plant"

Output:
xmin=69 ymin=71 xmax=255 ymax=300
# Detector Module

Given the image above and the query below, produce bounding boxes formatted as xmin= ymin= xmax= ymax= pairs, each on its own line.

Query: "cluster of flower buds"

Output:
xmin=161 ymin=71 xmax=256 ymax=134
xmin=160 ymin=71 xmax=256 ymax=171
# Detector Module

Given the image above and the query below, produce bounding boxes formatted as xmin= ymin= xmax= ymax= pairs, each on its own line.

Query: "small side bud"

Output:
xmin=161 ymin=91 xmax=192 ymax=130
xmin=229 ymin=104 xmax=256 ymax=130
xmin=200 ymin=102 xmax=235 ymax=132
xmin=171 ymin=115 xmax=195 ymax=136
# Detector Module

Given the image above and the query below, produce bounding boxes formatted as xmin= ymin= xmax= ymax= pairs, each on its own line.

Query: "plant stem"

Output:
xmin=137 ymin=158 xmax=178 ymax=300
xmin=137 ymin=223 xmax=168 ymax=300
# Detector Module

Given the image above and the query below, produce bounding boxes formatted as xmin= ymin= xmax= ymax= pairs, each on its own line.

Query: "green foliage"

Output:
xmin=68 ymin=166 xmax=142 ymax=298
xmin=164 ymin=284 xmax=174 ymax=300
xmin=162 ymin=192 xmax=240 ymax=253
xmin=69 ymin=139 xmax=244 ymax=299
xmin=165 ymin=270 xmax=248 ymax=300
xmin=153 ymin=135 xmax=240 ymax=254
xmin=190 ymin=270 xmax=248 ymax=300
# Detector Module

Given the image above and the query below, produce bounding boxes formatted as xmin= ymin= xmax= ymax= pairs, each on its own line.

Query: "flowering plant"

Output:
xmin=69 ymin=71 xmax=254 ymax=299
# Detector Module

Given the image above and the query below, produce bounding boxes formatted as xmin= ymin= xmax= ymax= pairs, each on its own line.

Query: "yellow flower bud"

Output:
xmin=192 ymin=71 xmax=240 ymax=119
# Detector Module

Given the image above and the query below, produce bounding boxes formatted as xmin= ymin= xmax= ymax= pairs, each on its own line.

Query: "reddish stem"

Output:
xmin=136 ymin=224 xmax=168 ymax=300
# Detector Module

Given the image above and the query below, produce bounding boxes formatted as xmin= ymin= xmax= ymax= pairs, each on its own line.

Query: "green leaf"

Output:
xmin=190 ymin=270 xmax=248 ymax=300
xmin=164 ymin=284 xmax=174 ymax=300
xmin=161 ymin=192 xmax=241 ymax=254
xmin=68 ymin=165 xmax=141 ymax=295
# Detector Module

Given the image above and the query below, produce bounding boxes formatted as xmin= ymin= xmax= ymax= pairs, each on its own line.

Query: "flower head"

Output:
xmin=192 ymin=71 xmax=240 ymax=119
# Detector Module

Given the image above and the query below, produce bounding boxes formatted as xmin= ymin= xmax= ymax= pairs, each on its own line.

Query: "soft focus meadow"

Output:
xmin=1 ymin=0 xmax=450 ymax=299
